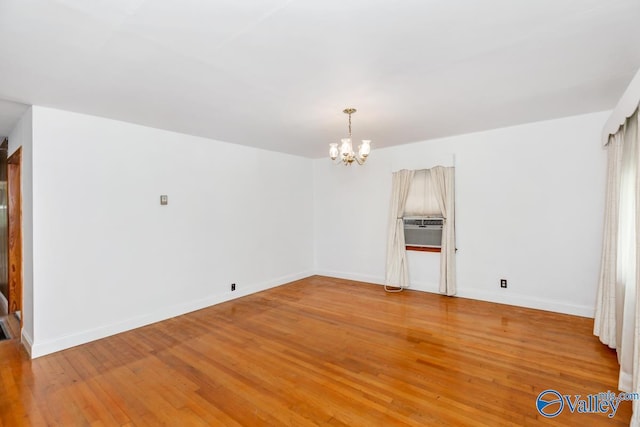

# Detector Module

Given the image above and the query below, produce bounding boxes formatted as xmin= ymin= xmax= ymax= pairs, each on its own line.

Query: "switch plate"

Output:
xmin=160 ymin=195 xmax=168 ymax=205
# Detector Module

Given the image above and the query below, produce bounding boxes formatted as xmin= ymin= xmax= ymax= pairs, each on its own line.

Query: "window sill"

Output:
xmin=406 ymin=246 xmax=441 ymax=253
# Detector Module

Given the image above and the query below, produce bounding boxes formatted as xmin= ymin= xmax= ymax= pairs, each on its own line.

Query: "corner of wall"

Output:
xmin=311 ymin=158 xmax=321 ymax=273
xmin=21 ymin=328 xmax=33 ymax=358
xmin=7 ymin=105 xmax=34 ymax=349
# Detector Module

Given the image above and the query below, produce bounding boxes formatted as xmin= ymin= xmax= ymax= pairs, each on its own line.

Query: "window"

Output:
xmin=403 ymin=169 xmax=442 ymax=252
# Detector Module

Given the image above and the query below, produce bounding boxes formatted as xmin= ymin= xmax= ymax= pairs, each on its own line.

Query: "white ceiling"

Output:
xmin=0 ymin=0 xmax=638 ymax=157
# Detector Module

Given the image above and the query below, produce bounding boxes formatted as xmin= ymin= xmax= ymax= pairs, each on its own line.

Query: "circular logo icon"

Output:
xmin=536 ymin=389 xmax=564 ymax=418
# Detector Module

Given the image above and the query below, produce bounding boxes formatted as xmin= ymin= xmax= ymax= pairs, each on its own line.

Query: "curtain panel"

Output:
xmin=594 ymin=132 xmax=623 ymax=349
xmin=430 ymin=166 xmax=456 ymax=295
xmin=384 ymin=169 xmax=415 ymax=291
xmin=595 ymin=106 xmax=640 ymax=425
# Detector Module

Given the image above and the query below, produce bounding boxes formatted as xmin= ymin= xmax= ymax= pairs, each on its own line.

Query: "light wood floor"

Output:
xmin=0 ymin=276 xmax=631 ymax=426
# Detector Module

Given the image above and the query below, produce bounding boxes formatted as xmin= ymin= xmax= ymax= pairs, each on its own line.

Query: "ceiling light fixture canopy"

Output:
xmin=329 ymin=108 xmax=371 ymax=165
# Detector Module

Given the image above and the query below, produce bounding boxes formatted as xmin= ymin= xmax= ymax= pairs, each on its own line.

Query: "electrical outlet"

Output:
xmin=231 ymin=283 xmax=236 ymax=291
xmin=500 ymin=279 xmax=507 ymax=288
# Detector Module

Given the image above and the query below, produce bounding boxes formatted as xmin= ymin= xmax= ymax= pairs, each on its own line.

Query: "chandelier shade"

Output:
xmin=329 ymin=108 xmax=371 ymax=165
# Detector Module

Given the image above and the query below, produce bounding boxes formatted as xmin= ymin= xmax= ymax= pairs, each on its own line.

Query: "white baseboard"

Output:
xmin=21 ymin=329 xmax=33 ymax=357
xmin=455 ymin=288 xmax=595 ymax=318
xmin=313 ymin=270 xmax=594 ymax=318
xmin=313 ymin=269 xmax=386 ymax=286
xmin=29 ymin=270 xmax=314 ymax=359
xmin=27 ymin=269 xmax=595 ymax=358
xmin=314 ymin=270 xmax=442 ymax=293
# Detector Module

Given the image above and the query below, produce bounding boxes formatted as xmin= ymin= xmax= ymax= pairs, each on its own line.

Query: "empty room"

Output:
xmin=1 ymin=0 xmax=640 ymax=425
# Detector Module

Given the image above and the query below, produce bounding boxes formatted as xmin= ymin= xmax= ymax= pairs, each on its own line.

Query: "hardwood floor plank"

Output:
xmin=0 ymin=276 xmax=632 ymax=425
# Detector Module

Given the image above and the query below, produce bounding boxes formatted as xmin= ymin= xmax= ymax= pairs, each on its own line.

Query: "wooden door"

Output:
xmin=7 ymin=147 xmax=22 ymax=325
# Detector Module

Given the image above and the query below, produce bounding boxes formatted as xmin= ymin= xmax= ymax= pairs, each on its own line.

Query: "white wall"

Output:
xmin=314 ymin=111 xmax=609 ymax=317
xmin=8 ymin=107 xmax=34 ymax=350
xmin=9 ymin=105 xmax=609 ymax=358
xmin=27 ymin=106 xmax=314 ymax=357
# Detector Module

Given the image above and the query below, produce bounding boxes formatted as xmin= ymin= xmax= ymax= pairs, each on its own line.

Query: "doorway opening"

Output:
xmin=0 ymin=139 xmax=21 ymax=341
xmin=7 ymin=146 xmax=22 ymax=334
xmin=0 ymin=139 xmax=7 ymax=317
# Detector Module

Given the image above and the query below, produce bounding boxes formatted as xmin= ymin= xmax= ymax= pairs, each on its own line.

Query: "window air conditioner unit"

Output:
xmin=403 ymin=217 xmax=443 ymax=248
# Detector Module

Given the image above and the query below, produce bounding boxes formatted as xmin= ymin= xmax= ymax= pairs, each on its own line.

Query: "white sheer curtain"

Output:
xmin=385 ymin=170 xmax=415 ymax=292
xmin=619 ymin=110 xmax=638 ymax=393
xmin=594 ymin=107 xmax=640 ymax=425
xmin=594 ymin=132 xmax=623 ymax=349
xmin=430 ymin=166 xmax=456 ymax=295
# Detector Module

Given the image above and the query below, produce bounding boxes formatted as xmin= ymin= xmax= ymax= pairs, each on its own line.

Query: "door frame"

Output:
xmin=7 ymin=147 xmax=22 ymax=328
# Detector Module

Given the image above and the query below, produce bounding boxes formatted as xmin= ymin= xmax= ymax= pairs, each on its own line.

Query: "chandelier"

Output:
xmin=329 ymin=108 xmax=371 ymax=165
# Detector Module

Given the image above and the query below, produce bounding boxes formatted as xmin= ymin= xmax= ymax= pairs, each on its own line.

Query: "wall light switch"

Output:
xmin=160 ymin=195 xmax=168 ymax=205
